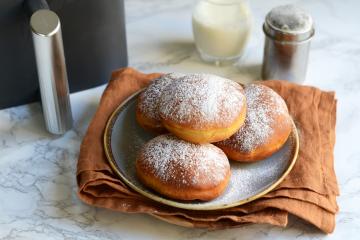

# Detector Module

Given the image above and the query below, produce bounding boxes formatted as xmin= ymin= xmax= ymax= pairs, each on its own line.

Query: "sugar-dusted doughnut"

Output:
xmin=216 ymin=83 xmax=292 ymax=162
xmin=158 ymin=74 xmax=246 ymax=143
xmin=136 ymin=134 xmax=231 ymax=201
xmin=136 ymin=73 xmax=185 ymax=133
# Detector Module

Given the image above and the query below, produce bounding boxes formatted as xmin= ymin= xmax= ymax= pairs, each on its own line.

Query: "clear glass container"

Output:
xmin=192 ymin=0 xmax=252 ymax=65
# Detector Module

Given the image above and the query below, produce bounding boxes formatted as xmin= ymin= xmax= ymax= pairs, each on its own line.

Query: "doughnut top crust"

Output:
xmin=137 ymin=73 xmax=186 ymax=123
xmin=137 ymin=134 xmax=230 ymax=188
xmin=218 ymin=84 xmax=291 ymax=153
xmin=158 ymin=73 xmax=245 ymax=129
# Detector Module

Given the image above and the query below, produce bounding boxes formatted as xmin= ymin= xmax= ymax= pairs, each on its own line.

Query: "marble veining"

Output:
xmin=1 ymin=0 xmax=360 ymax=239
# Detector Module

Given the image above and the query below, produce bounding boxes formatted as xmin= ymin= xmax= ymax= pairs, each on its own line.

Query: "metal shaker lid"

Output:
xmin=264 ymin=5 xmax=314 ymax=42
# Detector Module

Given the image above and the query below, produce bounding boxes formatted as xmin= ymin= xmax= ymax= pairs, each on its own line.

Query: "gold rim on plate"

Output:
xmin=103 ymin=90 xmax=300 ymax=211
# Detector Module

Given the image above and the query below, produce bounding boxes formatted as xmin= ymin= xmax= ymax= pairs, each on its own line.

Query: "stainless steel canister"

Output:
xmin=261 ymin=5 xmax=315 ymax=83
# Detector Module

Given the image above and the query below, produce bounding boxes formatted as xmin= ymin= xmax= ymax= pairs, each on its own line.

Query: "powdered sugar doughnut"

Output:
xmin=136 ymin=73 xmax=185 ymax=133
xmin=216 ymin=84 xmax=292 ymax=162
xmin=136 ymin=134 xmax=231 ymax=201
xmin=158 ymin=73 xmax=246 ymax=143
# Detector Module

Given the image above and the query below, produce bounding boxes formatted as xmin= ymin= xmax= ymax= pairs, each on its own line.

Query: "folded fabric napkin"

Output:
xmin=77 ymin=68 xmax=339 ymax=233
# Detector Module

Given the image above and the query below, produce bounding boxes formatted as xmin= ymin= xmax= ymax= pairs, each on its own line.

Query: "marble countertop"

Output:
xmin=1 ymin=0 xmax=360 ymax=239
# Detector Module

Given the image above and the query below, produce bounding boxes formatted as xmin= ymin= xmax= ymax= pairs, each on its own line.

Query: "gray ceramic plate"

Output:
xmin=104 ymin=90 xmax=299 ymax=211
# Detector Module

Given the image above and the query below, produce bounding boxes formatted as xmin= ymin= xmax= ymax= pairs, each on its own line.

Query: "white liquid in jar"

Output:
xmin=192 ymin=0 xmax=252 ymax=61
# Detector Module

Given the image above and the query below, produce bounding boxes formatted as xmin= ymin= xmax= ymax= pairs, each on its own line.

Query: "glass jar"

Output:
xmin=192 ymin=0 xmax=252 ymax=65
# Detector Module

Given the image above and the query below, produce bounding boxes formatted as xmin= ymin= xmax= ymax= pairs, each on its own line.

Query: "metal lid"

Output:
xmin=30 ymin=9 xmax=60 ymax=37
xmin=264 ymin=5 xmax=314 ymax=42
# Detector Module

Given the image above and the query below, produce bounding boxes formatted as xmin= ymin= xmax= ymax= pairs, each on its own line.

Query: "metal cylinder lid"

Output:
xmin=30 ymin=9 xmax=60 ymax=37
xmin=264 ymin=5 xmax=314 ymax=42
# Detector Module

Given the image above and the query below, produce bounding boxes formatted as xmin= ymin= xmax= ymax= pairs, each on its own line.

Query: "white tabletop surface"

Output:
xmin=1 ymin=0 xmax=360 ymax=239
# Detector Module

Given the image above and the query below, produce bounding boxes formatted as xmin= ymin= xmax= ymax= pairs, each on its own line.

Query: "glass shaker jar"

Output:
xmin=192 ymin=0 xmax=252 ymax=65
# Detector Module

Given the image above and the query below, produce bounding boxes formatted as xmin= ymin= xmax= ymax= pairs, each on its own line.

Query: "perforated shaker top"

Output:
xmin=266 ymin=5 xmax=313 ymax=34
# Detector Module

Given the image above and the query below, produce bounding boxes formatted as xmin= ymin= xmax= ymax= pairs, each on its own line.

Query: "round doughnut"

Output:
xmin=158 ymin=74 xmax=247 ymax=143
xmin=136 ymin=73 xmax=185 ymax=133
xmin=136 ymin=134 xmax=231 ymax=201
xmin=216 ymin=83 xmax=292 ymax=162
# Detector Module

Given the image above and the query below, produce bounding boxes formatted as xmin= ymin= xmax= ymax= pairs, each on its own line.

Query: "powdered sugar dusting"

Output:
xmin=159 ymin=74 xmax=245 ymax=128
xmin=138 ymin=73 xmax=186 ymax=122
xmin=267 ymin=4 xmax=313 ymax=33
xmin=112 ymin=95 xmax=296 ymax=208
xmin=137 ymin=134 xmax=230 ymax=187
xmin=218 ymin=142 xmax=292 ymax=202
xmin=218 ymin=84 xmax=289 ymax=152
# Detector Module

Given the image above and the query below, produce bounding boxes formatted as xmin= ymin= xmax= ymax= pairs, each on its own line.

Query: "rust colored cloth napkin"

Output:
xmin=77 ymin=68 xmax=339 ymax=233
